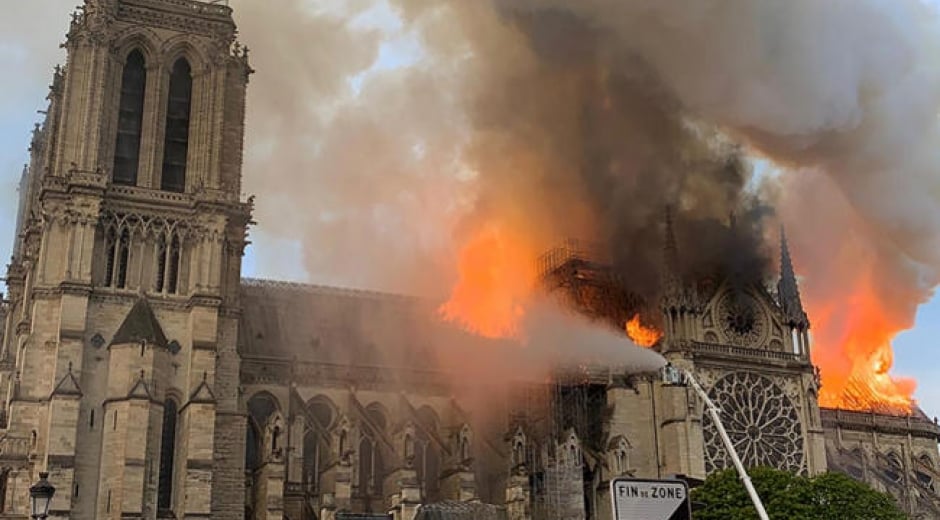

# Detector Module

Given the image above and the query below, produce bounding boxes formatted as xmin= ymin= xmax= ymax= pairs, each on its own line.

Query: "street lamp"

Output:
xmin=29 ymin=472 xmax=55 ymax=520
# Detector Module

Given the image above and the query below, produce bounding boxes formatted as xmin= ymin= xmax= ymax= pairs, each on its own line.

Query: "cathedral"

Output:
xmin=1 ymin=1 xmax=939 ymax=519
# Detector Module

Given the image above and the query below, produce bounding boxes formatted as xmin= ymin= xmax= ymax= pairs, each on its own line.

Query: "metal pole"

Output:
xmin=683 ymin=370 xmax=770 ymax=520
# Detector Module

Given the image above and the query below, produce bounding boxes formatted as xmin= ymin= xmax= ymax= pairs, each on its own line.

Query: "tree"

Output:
xmin=692 ymin=467 xmax=907 ymax=520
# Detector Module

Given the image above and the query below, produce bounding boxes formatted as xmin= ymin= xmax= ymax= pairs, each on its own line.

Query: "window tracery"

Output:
xmin=702 ymin=372 xmax=804 ymax=474
xmin=717 ymin=290 xmax=768 ymax=346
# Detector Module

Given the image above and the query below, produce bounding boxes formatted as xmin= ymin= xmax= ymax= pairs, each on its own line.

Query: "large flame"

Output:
xmin=809 ymin=277 xmax=917 ymax=415
xmin=438 ymin=223 xmax=537 ymax=339
xmin=626 ymin=314 xmax=662 ymax=347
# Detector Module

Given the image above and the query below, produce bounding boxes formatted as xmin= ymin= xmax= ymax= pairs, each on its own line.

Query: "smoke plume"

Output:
xmin=233 ymin=0 xmax=940 ymax=409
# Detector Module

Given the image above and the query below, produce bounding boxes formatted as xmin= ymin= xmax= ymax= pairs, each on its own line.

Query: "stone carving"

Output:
xmin=703 ymin=371 xmax=805 ymax=474
xmin=717 ymin=290 xmax=767 ymax=346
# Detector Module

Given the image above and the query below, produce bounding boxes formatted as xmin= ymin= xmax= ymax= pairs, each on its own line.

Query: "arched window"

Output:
xmin=245 ymin=393 xmax=279 ymax=474
xmin=154 ymin=234 xmax=167 ymax=292
xmin=157 ymin=399 xmax=178 ymax=511
xmin=116 ymin=229 xmax=130 ymax=289
xmin=113 ymin=50 xmax=147 ymax=186
xmin=161 ymin=58 xmax=192 ymax=193
xmin=155 ymin=232 xmax=182 ymax=294
xmin=358 ymin=404 xmax=387 ymax=511
xmin=106 ymin=228 xmax=131 ymax=289
xmin=303 ymin=396 xmax=335 ymax=493
xmin=415 ymin=407 xmax=441 ymax=501
xmin=167 ymin=235 xmax=181 ymax=293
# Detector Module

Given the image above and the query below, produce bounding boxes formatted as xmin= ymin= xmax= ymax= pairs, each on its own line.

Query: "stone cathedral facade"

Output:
xmin=1 ymin=1 xmax=939 ymax=519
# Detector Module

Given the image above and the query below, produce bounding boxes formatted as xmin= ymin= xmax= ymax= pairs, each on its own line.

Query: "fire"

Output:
xmin=809 ymin=276 xmax=916 ymax=415
xmin=438 ymin=223 xmax=537 ymax=339
xmin=626 ymin=314 xmax=662 ymax=347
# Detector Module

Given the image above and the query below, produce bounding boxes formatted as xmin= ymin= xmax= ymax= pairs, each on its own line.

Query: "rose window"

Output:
xmin=702 ymin=372 xmax=805 ymax=474
xmin=717 ymin=290 xmax=767 ymax=346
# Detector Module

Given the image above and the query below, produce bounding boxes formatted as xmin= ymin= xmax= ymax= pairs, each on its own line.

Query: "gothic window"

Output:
xmin=103 ymin=227 xmax=131 ymax=288
xmin=303 ymin=397 xmax=335 ymax=493
xmin=161 ymin=58 xmax=192 ymax=193
xmin=885 ymin=452 xmax=903 ymax=484
xmin=106 ymin=228 xmax=131 ymax=289
xmin=358 ymin=404 xmax=386 ymax=510
xmin=113 ymin=50 xmax=147 ymax=186
xmin=415 ymin=406 xmax=441 ymax=501
xmin=717 ymin=290 xmax=768 ymax=346
xmin=104 ymin=228 xmax=117 ymax=286
xmin=702 ymin=372 xmax=805 ymax=474
xmin=245 ymin=393 xmax=279 ymax=474
xmin=155 ymin=235 xmax=167 ymax=292
xmin=303 ymin=430 xmax=329 ymax=493
xmin=155 ymin=231 xmax=182 ymax=295
xmin=157 ymin=399 xmax=178 ymax=511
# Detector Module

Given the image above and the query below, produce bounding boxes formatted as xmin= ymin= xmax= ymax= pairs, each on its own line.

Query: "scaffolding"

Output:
xmin=508 ymin=369 xmax=611 ymax=520
xmin=537 ymin=240 xmax=648 ymax=331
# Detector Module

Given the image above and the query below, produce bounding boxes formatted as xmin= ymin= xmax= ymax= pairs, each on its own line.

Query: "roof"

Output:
xmin=415 ymin=501 xmax=507 ymax=520
xmin=110 ymin=298 xmax=168 ymax=348
xmin=238 ymin=278 xmax=441 ymax=367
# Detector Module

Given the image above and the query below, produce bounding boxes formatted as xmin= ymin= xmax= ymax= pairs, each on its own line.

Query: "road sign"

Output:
xmin=610 ymin=477 xmax=692 ymax=520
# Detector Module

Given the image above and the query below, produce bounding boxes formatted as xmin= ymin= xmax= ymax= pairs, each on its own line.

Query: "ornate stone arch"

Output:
xmin=111 ymin=27 xmax=162 ymax=65
xmin=160 ymin=35 xmax=210 ymax=73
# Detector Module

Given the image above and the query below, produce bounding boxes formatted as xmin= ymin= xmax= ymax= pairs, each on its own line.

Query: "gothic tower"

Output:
xmin=657 ymin=216 xmax=827 ymax=479
xmin=0 ymin=1 xmax=252 ymax=518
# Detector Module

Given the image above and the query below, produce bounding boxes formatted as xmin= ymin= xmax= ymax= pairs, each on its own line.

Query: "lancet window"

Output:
xmin=303 ymin=397 xmax=335 ymax=493
xmin=154 ymin=232 xmax=182 ymax=295
xmin=104 ymin=228 xmax=131 ymax=289
xmin=157 ymin=399 xmax=178 ymax=511
xmin=113 ymin=50 xmax=147 ymax=186
xmin=161 ymin=58 xmax=192 ymax=192
xmin=415 ymin=406 xmax=442 ymax=501
xmin=358 ymin=404 xmax=387 ymax=510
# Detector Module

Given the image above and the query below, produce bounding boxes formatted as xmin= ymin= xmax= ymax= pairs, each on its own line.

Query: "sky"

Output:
xmin=0 ymin=1 xmax=938 ymax=420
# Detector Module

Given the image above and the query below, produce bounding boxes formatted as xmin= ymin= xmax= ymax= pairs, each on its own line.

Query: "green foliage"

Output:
xmin=692 ymin=467 xmax=907 ymax=520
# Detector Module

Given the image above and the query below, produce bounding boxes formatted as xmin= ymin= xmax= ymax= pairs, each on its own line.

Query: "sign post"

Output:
xmin=610 ymin=477 xmax=692 ymax=520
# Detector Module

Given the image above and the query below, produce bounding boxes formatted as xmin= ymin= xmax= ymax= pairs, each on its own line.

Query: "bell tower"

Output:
xmin=0 ymin=1 xmax=252 ymax=518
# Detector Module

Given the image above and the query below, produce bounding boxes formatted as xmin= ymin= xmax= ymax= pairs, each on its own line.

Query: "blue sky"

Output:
xmin=1 ymin=1 xmax=938 ymax=419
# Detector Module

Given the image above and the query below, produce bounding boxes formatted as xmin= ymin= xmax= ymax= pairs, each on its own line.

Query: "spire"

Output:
xmin=778 ymin=227 xmax=809 ymax=329
xmin=661 ymin=206 xmax=685 ymax=309
xmin=663 ymin=205 xmax=680 ymax=277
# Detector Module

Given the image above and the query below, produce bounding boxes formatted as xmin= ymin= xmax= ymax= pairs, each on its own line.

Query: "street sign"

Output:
xmin=610 ymin=477 xmax=692 ymax=520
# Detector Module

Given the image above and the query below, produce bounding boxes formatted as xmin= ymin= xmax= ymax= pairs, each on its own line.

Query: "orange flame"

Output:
xmin=810 ymin=275 xmax=916 ymax=415
xmin=626 ymin=314 xmax=662 ymax=347
xmin=438 ymin=223 xmax=537 ymax=339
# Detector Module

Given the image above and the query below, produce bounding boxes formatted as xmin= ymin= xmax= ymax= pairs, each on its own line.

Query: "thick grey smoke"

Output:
xmin=232 ymin=0 xmax=940 ymax=399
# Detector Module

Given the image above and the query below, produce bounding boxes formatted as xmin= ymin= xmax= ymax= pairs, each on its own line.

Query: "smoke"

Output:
xmin=233 ymin=1 xmax=940 ymax=406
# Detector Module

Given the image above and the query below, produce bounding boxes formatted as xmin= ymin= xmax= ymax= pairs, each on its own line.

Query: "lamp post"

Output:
xmin=29 ymin=472 xmax=55 ymax=520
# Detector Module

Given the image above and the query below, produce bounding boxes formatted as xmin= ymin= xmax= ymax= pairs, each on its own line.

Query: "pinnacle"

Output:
xmin=778 ymin=226 xmax=809 ymax=329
